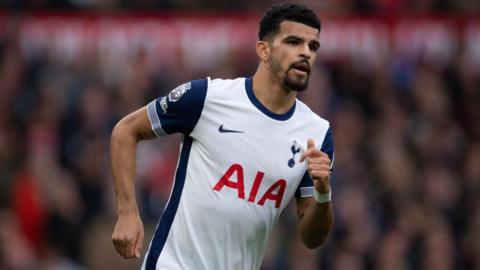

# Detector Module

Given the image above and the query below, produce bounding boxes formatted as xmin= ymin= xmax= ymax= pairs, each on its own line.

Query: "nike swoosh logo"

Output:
xmin=218 ymin=124 xmax=244 ymax=133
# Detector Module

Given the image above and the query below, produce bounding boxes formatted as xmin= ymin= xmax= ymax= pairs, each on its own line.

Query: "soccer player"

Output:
xmin=111 ymin=3 xmax=334 ymax=270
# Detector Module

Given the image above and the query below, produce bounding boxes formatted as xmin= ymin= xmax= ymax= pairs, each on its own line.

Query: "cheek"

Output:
xmin=283 ymin=51 xmax=300 ymax=69
xmin=274 ymin=52 xmax=291 ymax=70
xmin=268 ymin=53 xmax=283 ymax=71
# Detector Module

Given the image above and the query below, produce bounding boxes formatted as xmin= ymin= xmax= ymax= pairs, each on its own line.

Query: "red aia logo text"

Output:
xmin=213 ymin=164 xmax=286 ymax=208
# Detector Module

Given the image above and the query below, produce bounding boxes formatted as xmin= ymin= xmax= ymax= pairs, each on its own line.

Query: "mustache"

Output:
xmin=288 ymin=60 xmax=311 ymax=74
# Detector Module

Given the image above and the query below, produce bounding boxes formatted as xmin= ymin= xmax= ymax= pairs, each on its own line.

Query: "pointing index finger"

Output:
xmin=306 ymin=139 xmax=316 ymax=150
xmin=300 ymin=139 xmax=321 ymax=162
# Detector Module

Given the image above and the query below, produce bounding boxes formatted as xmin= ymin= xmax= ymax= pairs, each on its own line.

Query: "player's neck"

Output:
xmin=251 ymin=67 xmax=297 ymax=115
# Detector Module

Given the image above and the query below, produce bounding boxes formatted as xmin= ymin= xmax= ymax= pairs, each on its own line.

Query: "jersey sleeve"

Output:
xmin=146 ymin=79 xmax=208 ymax=136
xmin=295 ymin=127 xmax=335 ymax=198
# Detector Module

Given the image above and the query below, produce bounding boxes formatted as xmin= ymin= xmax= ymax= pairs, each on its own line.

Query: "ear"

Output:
xmin=256 ymin=40 xmax=270 ymax=62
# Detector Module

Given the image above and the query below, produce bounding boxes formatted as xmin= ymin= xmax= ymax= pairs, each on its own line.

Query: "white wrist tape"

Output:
xmin=313 ymin=189 xmax=331 ymax=204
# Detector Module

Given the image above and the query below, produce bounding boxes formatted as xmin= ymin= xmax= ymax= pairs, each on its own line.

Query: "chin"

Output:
xmin=283 ymin=76 xmax=309 ymax=92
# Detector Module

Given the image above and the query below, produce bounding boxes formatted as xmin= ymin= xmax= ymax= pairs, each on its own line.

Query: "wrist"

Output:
xmin=117 ymin=204 xmax=139 ymax=216
xmin=313 ymin=189 xmax=331 ymax=204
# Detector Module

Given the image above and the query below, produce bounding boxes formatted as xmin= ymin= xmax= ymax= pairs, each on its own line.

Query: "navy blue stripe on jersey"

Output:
xmin=295 ymin=127 xmax=335 ymax=198
xmin=150 ymin=79 xmax=208 ymax=136
xmin=145 ymin=136 xmax=193 ymax=270
xmin=245 ymin=77 xmax=296 ymax=121
xmin=321 ymin=127 xmax=334 ymax=164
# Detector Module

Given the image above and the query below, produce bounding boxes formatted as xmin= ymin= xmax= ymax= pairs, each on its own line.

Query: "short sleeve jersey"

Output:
xmin=143 ymin=77 xmax=334 ymax=270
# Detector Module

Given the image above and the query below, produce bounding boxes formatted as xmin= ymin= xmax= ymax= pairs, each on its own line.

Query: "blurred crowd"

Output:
xmin=1 ymin=0 xmax=480 ymax=14
xmin=1 ymin=7 xmax=480 ymax=270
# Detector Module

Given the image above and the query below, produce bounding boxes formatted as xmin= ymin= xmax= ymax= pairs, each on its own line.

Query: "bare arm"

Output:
xmin=295 ymin=139 xmax=334 ymax=249
xmin=111 ymin=107 xmax=156 ymax=259
xmin=296 ymin=197 xmax=333 ymax=248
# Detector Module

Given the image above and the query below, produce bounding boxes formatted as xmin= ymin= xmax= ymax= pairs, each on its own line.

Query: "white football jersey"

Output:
xmin=143 ymin=77 xmax=334 ymax=270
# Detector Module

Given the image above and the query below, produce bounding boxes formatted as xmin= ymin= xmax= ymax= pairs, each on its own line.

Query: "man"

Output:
xmin=111 ymin=3 xmax=334 ymax=270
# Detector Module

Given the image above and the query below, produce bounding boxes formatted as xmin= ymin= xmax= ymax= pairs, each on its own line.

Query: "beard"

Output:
xmin=269 ymin=56 xmax=310 ymax=92
xmin=283 ymin=70 xmax=309 ymax=91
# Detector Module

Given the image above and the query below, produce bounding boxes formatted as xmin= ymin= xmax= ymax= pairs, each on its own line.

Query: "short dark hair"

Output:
xmin=258 ymin=3 xmax=321 ymax=41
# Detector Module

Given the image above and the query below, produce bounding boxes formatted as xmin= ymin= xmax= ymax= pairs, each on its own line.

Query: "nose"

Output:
xmin=299 ymin=44 xmax=312 ymax=60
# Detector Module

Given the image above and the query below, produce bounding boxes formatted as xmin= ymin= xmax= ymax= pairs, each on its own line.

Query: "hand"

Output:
xmin=112 ymin=211 xmax=144 ymax=259
xmin=299 ymin=139 xmax=331 ymax=194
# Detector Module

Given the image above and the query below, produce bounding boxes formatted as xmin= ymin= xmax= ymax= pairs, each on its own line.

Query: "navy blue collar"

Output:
xmin=244 ymin=77 xmax=296 ymax=121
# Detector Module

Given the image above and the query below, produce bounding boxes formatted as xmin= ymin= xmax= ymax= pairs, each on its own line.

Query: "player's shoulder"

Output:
xmin=207 ymin=76 xmax=245 ymax=90
xmin=295 ymin=98 xmax=331 ymax=129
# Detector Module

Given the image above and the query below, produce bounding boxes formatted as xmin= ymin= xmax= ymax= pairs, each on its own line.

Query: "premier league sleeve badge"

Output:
xmin=168 ymin=82 xmax=192 ymax=102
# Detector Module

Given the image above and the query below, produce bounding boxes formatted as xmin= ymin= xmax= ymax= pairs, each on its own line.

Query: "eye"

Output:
xmin=287 ymin=39 xmax=300 ymax=45
xmin=309 ymin=43 xmax=319 ymax=52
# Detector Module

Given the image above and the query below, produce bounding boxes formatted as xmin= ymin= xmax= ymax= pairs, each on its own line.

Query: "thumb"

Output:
xmin=135 ymin=231 xmax=144 ymax=258
xmin=307 ymin=139 xmax=316 ymax=150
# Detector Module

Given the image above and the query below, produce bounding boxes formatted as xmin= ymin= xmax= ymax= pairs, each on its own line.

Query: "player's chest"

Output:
xmin=192 ymin=106 xmax=309 ymax=187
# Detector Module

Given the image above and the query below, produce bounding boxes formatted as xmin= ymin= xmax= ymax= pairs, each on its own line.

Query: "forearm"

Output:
xmin=299 ymin=200 xmax=333 ymax=249
xmin=111 ymin=122 xmax=140 ymax=215
xmin=111 ymin=108 xmax=153 ymax=259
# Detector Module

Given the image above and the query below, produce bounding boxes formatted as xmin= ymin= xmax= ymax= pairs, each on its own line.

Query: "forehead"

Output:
xmin=275 ymin=21 xmax=319 ymax=41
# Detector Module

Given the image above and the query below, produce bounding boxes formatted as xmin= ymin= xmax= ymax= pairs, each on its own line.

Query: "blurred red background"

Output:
xmin=1 ymin=1 xmax=480 ymax=269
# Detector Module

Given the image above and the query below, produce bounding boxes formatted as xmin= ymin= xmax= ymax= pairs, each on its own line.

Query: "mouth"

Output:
xmin=290 ymin=61 xmax=310 ymax=75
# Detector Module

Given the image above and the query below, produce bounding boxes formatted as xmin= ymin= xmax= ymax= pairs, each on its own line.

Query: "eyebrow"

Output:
xmin=283 ymin=35 xmax=320 ymax=48
xmin=282 ymin=35 xmax=303 ymax=42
